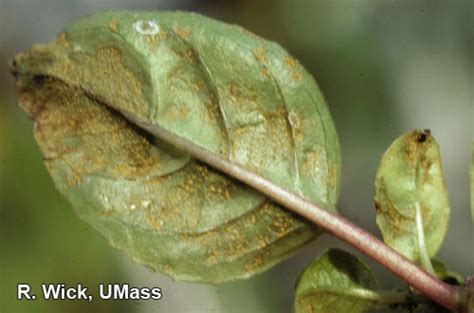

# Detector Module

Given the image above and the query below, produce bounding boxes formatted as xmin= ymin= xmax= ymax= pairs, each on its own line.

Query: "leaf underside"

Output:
xmin=374 ymin=130 xmax=450 ymax=263
xmin=12 ymin=11 xmax=341 ymax=282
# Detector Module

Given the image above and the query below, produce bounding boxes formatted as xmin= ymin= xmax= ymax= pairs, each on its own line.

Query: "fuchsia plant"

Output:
xmin=10 ymin=11 xmax=473 ymax=312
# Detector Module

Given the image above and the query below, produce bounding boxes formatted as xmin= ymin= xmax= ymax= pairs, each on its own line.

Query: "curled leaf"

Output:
xmin=294 ymin=249 xmax=400 ymax=313
xmin=11 ymin=11 xmax=341 ymax=282
xmin=374 ymin=130 xmax=450 ymax=263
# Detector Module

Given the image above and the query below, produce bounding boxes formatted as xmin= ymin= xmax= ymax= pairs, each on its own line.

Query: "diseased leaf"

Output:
xmin=294 ymin=249 xmax=400 ymax=313
xmin=11 ymin=11 xmax=341 ymax=282
xmin=374 ymin=130 xmax=450 ymax=264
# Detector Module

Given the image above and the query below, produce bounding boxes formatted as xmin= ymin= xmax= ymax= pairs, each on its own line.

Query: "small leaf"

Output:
xmin=374 ymin=130 xmax=450 ymax=263
xmin=294 ymin=249 xmax=404 ymax=313
xmin=432 ymin=259 xmax=449 ymax=278
xmin=431 ymin=259 xmax=464 ymax=285
xmin=11 ymin=11 xmax=341 ymax=282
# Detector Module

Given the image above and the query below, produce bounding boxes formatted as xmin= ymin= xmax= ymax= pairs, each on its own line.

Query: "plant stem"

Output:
xmin=128 ymin=117 xmax=464 ymax=312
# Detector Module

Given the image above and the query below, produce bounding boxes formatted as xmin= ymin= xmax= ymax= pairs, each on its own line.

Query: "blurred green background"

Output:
xmin=0 ymin=0 xmax=472 ymax=312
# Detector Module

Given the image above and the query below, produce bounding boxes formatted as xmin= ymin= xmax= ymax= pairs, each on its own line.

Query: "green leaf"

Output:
xmin=374 ymin=130 xmax=450 ymax=264
xmin=431 ymin=259 xmax=464 ymax=285
xmin=294 ymin=249 xmax=402 ymax=313
xmin=432 ymin=259 xmax=449 ymax=279
xmin=11 ymin=11 xmax=341 ymax=283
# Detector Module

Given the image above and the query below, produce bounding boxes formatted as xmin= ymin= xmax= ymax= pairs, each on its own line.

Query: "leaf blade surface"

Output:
xmin=12 ymin=11 xmax=341 ymax=282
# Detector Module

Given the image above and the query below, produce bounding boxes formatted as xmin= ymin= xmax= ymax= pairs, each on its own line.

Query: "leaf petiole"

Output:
xmin=415 ymin=202 xmax=436 ymax=275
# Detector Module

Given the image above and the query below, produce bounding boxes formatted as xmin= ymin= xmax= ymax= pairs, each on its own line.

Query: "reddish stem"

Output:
xmin=129 ymin=116 xmax=465 ymax=312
